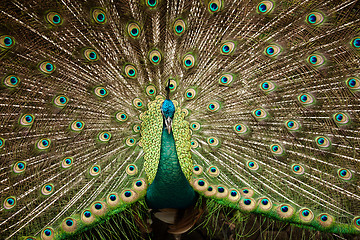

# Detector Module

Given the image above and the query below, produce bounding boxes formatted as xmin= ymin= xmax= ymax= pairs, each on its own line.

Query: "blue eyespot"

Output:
xmin=176 ymin=25 xmax=183 ymax=32
xmin=207 ymin=186 xmax=213 ymax=191
xmin=198 ymin=180 xmax=205 ymax=186
xmin=66 ymin=219 xmax=73 ymax=226
xmin=95 ymin=203 xmax=102 ymax=210
xmin=185 ymin=59 xmax=192 ymax=66
xmin=230 ymin=191 xmax=237 ymax=197
xmin=4 ymin=37 xmax=12 ymax=46
xmin=261 ymin=199 xmax=269 ymax=205
xmin=124 ymin=191 xmax=132 ymax=197
xmin=84 ymin=211 xmax=91 ymax=218
xmin=44 ymin=229 xmax=52 ymax=236
xmin=302 ymin=210 xmax=310 ymax=217
xmin=248 ymin=162 xmax=255 ymax=167
xmin=308 ymin=14 xmax=316 ymax=23
xmin=218 ymin=187 xmax=225 ymax=193
xmin=321 ymin=215 xmax=328 ymax=222
xmin=353 ymin=38 xmax=360 ymax=48
xmin=7 ymin=198 xmax=14 ymax=205
xmin=281 ymin=206 xmax=289 ymax=212
xmin=136 ymin=181 xmax=142 ymax=187
xmin=109 ymin=194 xmax=116 ymax=201
xmin=243 ymin=189 xmax=249 ymax=194
xmin=210 ymin=3 xmax=218 ymax=11
xmin=259 ymin=3 xmax=266 ymax=12
xmin=129 ymin=166 xmax=134 ymax=171
xmin=148 ymin=0 xmax=156 ymax=7
xmin=244 ymin=199 xmax=251 ymax=205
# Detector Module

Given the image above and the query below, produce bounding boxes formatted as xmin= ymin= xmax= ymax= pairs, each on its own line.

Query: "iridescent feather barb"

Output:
xmin=0 ymin=0 xmax=360 ymax=239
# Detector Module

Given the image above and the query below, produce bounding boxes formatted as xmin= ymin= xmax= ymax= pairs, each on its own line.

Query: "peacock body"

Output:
xmin=0 ymin=0 xmax=360 ymax=239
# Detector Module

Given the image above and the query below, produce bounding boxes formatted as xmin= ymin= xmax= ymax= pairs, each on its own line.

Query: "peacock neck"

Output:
xmin=145 ymin=126 xmax=197 ymax=209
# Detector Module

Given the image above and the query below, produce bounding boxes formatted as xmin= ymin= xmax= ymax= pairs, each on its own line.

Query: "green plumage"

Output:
xmin=0 ymin=0 xmax=360 ymax=239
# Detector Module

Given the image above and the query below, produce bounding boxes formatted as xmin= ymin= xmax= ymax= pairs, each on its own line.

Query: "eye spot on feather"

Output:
xmin=174 ymin=19 xmax=186 ymax=35
xmin=81 ymin=210 xmax=95 ymax=224
xmin=307 ymin=54 xmax=325 ymax=67
xmin=298 ymin=93 xmax=314 ymax=105
xmin=125 ymin=64 xmax=137 ymax=78
xmin=228 ymin=189 xmax=240 ymax=202
xmin=126 ymin=164 xmax=138 ymax=175
xmin=0 ymin=35 xmax=15 ymax=49
xmin=208 ymin=0 xmax=222 ymax=13
xmin=207 ymin=166 xmax=219 ymax=177
xmin=42 ymin=184 xmax=54 ymax=196
xmin=270 ymin=143 xmax=283 ymax=155
xmin=193 ymin=165 xmax=203 ymax=175
xmin=4 ymin=196 xmax=16 ymax=209
xmin=306 ymin=12 xmax=324 ymax=25
xmin=61 ymin=157 xmax=73 ymax=169
xmin=0 ymin=137 xmax=4 ymax=149
xmin=20 ymin=114 xmax=34 ymax=126
xmin=239 ymin=198 xmax=256 ymax=211
xmin=98 ymin=132 xmax=111 ymax=142
xmin=126 ymin=137 xmax=136 ymax=146
xmin=94 ymin=87 xmax=108 ymax=97
xmin=107 ymin=193 xmax=120 ymax=207
xmin=315 ymin=136 xmax=331 ymax=149
xmin=258 ymin=197 xmax=272 ymax=211
xmin=133 ymin=98 xmax=144 ymax=109
xmin=260 ymin=81 xmax=276 ymax=93
xmin=207 ymin=102 xmax=220 ymax=112
xmin=37 ymin=138 xmax=51 ymax=150
xmin=299 ymin=208 xmax=314 ymax=222
xmin=216 ymin=186 xmax=228 ymax=198
xmin=257 ymin=1 xmax=273 ymax=14
xmin=84 ymin=49 xmax=99 ymax=61
xmin=191 ymin=140 xmax=199 ymax=148
xmin=185 ymin=88 xmax=196 ymax=100
xmin=116 ymin=112 xmax=128 ymax=122
xmin=219 ymin=73 xmax=234 ymax=86
xmin=146 ymin=85 xmax=157 ymax=97
xmin=207 ymin=137 xmax=219 ymax=146
xmin=264 ymin=45 xmax=281 ymax=57
xmin=89 ymin=165 xmax=101 ymax=176
xmin=41 ymin=227 xmax=54 ymax=240
xmin=193 ymin=178 xmax=208 ymax=192
xmin=183 ymin=54 xmax=195 ymax=69
xmin=54 ymin=95 xmax=68 ymax=107
xmin=352 ymin=37 xmax=360 ymax=49
xmin=128 ymin=23 xmax=141 ymax=38
xmin=133 ymin=179 xmax=147 ymax=192
xmin=149 ymin=50 xmax=161 ymax=65
xmin=234 ymin=123 xmax=248 ymax=135
xmin=252 ymin=108 xmax=268 ymax=120
xmin=46 ymin=12 xmax=62 ymax=26
xmin=190 ymin=122 xmax=201 ymax=131
xmin=13 ymin=161 xmax=26 ymax=173
xmin=70 ymin=121 xmax=84 ymax=132
xmin=247 ymin=161 xmax=259 ymax=171
xmin=146 ymin=0 xmax=158 ymax=8
xmin=337 ymin=168 xmax=352 ymax=180
xmin=291 ymin=164 xmax=305 ymax=175
xmin=39 ymin=61 xmax=56 ymax=74
xmin=220 ymin=41 xmax=235 ymax=55
xmin=353 ymin=217 xmax=360 ymax=230
xmin=4 ymin=75 xmax=20 ymax=88
xmin=62 ymin=218 xmax=77 ymax=232
xmin=121 ymin=190 xmax=138 ymax=203
xmin=91 ymin=201 xmax=107 ymax=216
xmin=346 ymin=78 xmax=360 ymax=90
xmin=318 ymin=214 xmax=333 ymax=227
xmin=285 ymin=120 xmax=300 ymax=131
xmin=277 ymin=204 xmax=294 ymax=219
xmin=333 ymin=112 xmax=349 ymax=125
xmin=241 ymin=188 xmax=254 ymax=197
xmin=92 ymin=9 xmax=106 ymax=24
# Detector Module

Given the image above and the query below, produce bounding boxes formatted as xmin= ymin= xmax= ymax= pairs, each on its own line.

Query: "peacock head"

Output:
xmin=161 ymin=99 xmax=175 ymax=134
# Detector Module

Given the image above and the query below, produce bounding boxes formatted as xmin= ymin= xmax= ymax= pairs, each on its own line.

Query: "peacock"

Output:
xmin=1 ymin=0 xmax=360 ymax=239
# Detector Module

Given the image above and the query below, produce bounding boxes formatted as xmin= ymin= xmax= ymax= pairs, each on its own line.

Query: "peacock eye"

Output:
xmin=183 ymin=53 xmax=195 ymax=69
xmin=247 ymin=161 xmax=259 ymax=170
xmin=62 ymin=157 xmax=73 ymax=168
xmin=92 ymin=9 xmax=107 ymax=24
xmin=219 ymin=73 xmax=234 ymax=86
xmin=298 ymin=93 xmax=314 ymax=105
xmin=94 ymin=87 xmax=108 ymax=97
xmin=71 ymin=121 xmax=85 ymax=131
xmin=306 ymin=12 xmax=324 ymax=25
xmin=315 ymin=136 xmax=331 ymax=148
xmin=39 ymin=61 xmax=56 ymax=74
xmin=207 ymin=102 xmax=220 ymax=112
xmin=84 ymin=49 xmax=99 ymax=61
xmin=346 ymin=78 xmax=360 ymax=90
xmin=90 ymin=165 xmax=101 ymax=176
xmin=270 ymin=143 xmax=283 ymax=155
xmin=0 ymin=35 xmax=15 ymax=48
xmin=13 ymin=161 xmax=27 ymax=173
xmin=234 ymin=123 xmax=248 ymax=134
xmin=126 ymin=164 xmax=138 ymax=175
xmin=264 ymin=45 xmax=281 ymax=57
xmin=20 ymin=114 xmax=34 ymax=126
xmin=207 ymin=137 xmax=219 ymax=146
xmin=174 ymin=19 xmax=186 ymax=35
xmin=54 ymin=95 xmax=68 ymax=107
xmin=132 ymin=98 xmax=144 ymax=109
xmin=285 ymin=120 xmax=300 ymax=131
xmin=260 ymin=81 xmax=276 ymax=92
xmin=98 ymin=132 xmax=111 ymax=142
xmin=337 ymin=168 xmax=352 ymax=180
xmin=4 ymin=75 xmax=20 ymax=88
xmin=185 ymin=88 xmax=196 ymax=100
xmin=149 ymin=50 xmax=162 ymax=65
xmin=190 ymin=122 xmax=201 ymax=131
xmin=116 ymin=112 xmax=128 ymax=122
xmin=125 ymin=65 xmax=137 ymax=78
xmin=352 ymin=37 xmax=360 ymax=48
xmin=126 ymin=137 xmax=136 ymax=146
xmin=4 ymin=196 xmax=16 ymax=209
xmin=257 ymin=1 xmax=273 ymax=14
xmin=0 ymin=137 xmax=4 ymax=149
xmin=291 ymin=164 xmax=305 ymax=175
xmin=146 ymin=0 xmax=158 ymax=8
xmin=208 ymin=0 xmax=222 ymax=13
xmin=42 ymin=184 xmax=54 ymax=195
xmin=220 ymin=41 xmax=236 ymax=55
xmin=37 ymin=138 xmax=51 ymax=150
xmin=128 ymin=23 xmax=141 ymax=38
xmin=46 ymin=12 xmax=62 ymax=26
xmin=333 ymin=112 xmax=349 ymax=125
xmin=307 ymin=54 xmax=325 ymax=66
xmin=252 ymin=108 xmax=268 ymax=120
